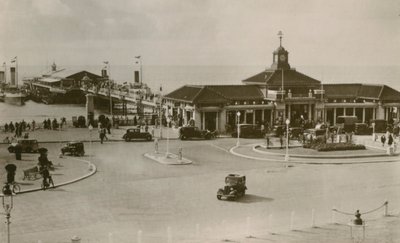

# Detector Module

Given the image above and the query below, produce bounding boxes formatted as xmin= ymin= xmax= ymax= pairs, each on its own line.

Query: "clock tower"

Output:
xmin=270 ymin=31 xmax=290 ymax=70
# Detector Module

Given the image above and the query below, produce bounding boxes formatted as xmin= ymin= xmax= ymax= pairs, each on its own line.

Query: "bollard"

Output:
xmin=246 ymin=216 xmax=251 ymax=238
xmin=311 ymin=209 xmax=316 ymax=228
xmin=108 ymin=232 xmax=113 ymax=243
xmin=178 ymin=147 xmax=183 ymax=161
xmin=71 ymin=236 xmax=81 ymax=243
xmin=331 ymin=206 xmax=336 ymax=224
xmin=268 ymin=214 xmax=273 ymax=234
xmin=384 ymin=200 xmax=389 ymax=216
xmin=154 ymin=138 xmax=159 ymax=154
xmin=137 ymin=230 xmax=142 ymax=243
xmin=167 ymin=226 xmax=172 ymax=243
xmin=195 ymin=224 xmax=200 ymax=240
xmin=290 ymin=211 xmax=295 ymax=231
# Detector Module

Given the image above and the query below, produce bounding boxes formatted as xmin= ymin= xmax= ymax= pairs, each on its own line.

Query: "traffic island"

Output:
xmin=144 ymin=152 xmax=193 ymax=165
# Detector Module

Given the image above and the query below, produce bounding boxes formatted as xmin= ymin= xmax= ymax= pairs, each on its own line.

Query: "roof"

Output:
xmin=42 ymin=69 xmax=102 ymax=81
xmin=164 ymin=85 xmax=264 ymax=104
xmin=242 ymin=69 xmax=321 ymax=88
xmin=324 ymin=83 xmax=400 ymax=102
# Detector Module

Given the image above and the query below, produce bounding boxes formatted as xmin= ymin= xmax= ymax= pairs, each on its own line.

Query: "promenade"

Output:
xmin=0 ymin=127 xmax=398 ymax=243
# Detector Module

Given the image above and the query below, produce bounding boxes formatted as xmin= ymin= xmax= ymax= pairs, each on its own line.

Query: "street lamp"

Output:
xmin=166 ymin=117 xmax=171 ymax=157
xmin=372 ymin=122 xmax=376 ymax=141
xmin=285 ymin=118 xmax=290 ymax=161
xmin=236 ymin=111 xmax=241 ymax=146
xmin=88 ymin=124 xmax=93 ymax=162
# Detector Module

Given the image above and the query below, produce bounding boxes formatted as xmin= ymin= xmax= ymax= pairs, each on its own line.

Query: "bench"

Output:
xmin=23 ymin=167 xmax=41 ymax=180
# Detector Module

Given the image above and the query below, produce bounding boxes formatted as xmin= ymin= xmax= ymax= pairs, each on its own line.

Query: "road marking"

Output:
xmin=208 ymin=143 xmax=230 ymax=153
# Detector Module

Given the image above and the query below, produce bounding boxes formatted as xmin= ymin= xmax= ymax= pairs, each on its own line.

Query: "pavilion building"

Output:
xmin=164 ymin=36 xmax=400 ymax=132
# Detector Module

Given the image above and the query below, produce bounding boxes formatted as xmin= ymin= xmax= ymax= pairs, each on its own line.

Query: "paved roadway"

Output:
xmin=3 ymin=138 xmax=400 ymax=243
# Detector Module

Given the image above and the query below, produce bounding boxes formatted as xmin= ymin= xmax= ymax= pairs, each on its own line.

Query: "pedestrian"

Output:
xmin=354 ymin=210 xmax=363 ymax=225
xmin=9 ymin=122 xmax=14 ymax=133
xmin=31 ymin=120 xmax=35 ymax=131
xmin=4 ymin=123 xmax=9 ymax=133
xmin=388 ymin=133 xmax=394 ymax=147
xmin=15 ymin=122 xmax=19 ymax=137
xmin=99 ymin=128 xmax=106 ymax=144
xmin=381 ymin=134 xmax=386 ymax=147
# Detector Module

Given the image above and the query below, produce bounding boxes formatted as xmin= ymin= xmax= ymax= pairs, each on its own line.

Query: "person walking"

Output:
xmin=99 ymin=127 xmax=106 ymax=144
xmin=381 ymin=134 xmax=386 ymax=147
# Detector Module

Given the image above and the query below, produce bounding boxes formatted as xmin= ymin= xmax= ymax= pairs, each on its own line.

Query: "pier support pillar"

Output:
xmin=86 ymin=94 xmax=95 ymax=126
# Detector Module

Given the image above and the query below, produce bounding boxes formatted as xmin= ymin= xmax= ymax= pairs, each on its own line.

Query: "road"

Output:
xmin=3 ymin=138 xmax=400 ymax=243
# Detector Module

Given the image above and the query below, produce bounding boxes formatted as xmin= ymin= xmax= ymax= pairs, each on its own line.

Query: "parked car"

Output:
xmin=336 ymin=115 xmax=358 ymax=133
xmin=179 ymin=126 xmax=215 ymax=140
xmin=61 ymin=142 xmax=85 ymax=156
xmin=8 ymin=139 xmax=39 ymax=153
xmin=217 ymin=174 xmax=247 ymax=200
xmin=354 ymin=123 xmax=373 ymax=135
xmin=231 ymin=124 xmax=264 ymax=138
xmin=123 ymin=128 xmax=152 ymax=141
xmin=370 ymin=119 xmax=388 ymax=133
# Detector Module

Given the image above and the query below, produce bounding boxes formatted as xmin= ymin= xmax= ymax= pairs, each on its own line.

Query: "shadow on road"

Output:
xmin=236 ymin=194 xmax=274 ymax=203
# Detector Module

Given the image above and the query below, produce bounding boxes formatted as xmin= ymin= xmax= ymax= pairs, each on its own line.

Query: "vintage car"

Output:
xmin=179 ymin=126 xmax=215 ymax=140
xmin=217 ymin=174 xmax=247 ymax=200
xmin=354 ymin=123 xmax=373 ymax=135
xmin=231 ymin=124 xmax=264 ymax=138
xmin=8 ymin=139 xmax=39 ymax=153
xmin=61 ymin=142 xmax=85 ymax=156
xmin=303 ymin=128 xmax=326 ymax=141
xmin=122 ymin=128 xmax=152 ymax=141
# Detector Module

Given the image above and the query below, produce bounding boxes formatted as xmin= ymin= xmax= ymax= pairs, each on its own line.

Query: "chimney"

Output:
xmin=10 ymin=67 xmax=16 ymax=86
xmin=51 ymin=62 xmax=57 ymax=72
xmin=101 ymin=69 xmax=108 ymax=78
xmin=134 ymin=70 xmax=140 ymax=83
xmin=0 ymin=71 xmax=4 ymax=83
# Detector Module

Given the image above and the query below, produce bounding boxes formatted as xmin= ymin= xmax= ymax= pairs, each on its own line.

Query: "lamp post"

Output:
xmin=285 ymin=118 xmax=290 ymax=161
xmin=372 ymin=122 xmax=376 ymax=141
xmin=2 ymin=193 xmax=12 ymax=243
xmin=236 ymin=111 xmax=241 ymax=146
xmin=166 ymin=117 xmax=171 ymax=157
xmin=88 ymin=124 xmax=93 ymax=162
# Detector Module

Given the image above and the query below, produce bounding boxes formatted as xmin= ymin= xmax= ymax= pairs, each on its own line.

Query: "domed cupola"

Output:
xmin=270 ymin=31 xmax=291 ymax=70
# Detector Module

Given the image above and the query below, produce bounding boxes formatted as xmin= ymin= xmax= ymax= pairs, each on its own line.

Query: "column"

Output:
xmin=362 ymin=108 xmax=365 ymax=123
xmin=216 ymin=112 xmax=219 ymax=131
xmin=372 ymin=108 xmax=376 ymax=120
xmin=86 ymin=94 xmax=94 ymax=126
xmin=288 ymin=104 xmax=291 ymax=120
xmin=308 ymin=103 xmax=312 ymax=121
xmin=333 ymin=108 xmax=337 ymax=125
xmin=385 ymin=108 xmax=389 ymax=120
xmin=220 ymin=109 xmax=226 ymax=133
xmin=253 ymin=111 xmax=256 ymax=125
xmin=261 ymin=109 xmax=265 ymax=123
xmin=244 ymin=112 xmax=247 ymax=124
xmin=202 ymin=112 xmax=205 ymax=130
xmin=344 ymin=107 xmax=347 ymax=116
xmin=353 ymin=107 xmax=356 ymax=116
xmin=397 ymin=107 xmax=400 ymax=121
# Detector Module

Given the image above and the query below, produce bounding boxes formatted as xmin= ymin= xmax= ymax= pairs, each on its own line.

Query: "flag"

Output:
xmin=11 ymin=56 xmax=17 ymax=63
xmin=103 ymin=61 xmax=109 ymax=64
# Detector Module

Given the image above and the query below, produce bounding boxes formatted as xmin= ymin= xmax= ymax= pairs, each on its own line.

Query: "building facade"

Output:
xmin=164 ymin=38 xmax=400 ymax=132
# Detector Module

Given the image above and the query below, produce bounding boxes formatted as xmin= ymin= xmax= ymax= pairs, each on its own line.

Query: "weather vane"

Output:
xmin=278 ymin=31 xmax=283 ymax=47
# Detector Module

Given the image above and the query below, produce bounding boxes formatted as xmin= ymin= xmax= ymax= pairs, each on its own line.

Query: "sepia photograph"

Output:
xmin=0 ymin=0 xmax=399 ymax=242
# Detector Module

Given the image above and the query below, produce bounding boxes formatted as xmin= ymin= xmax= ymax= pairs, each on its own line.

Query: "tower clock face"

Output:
xmin=280 ymin=55 xmax=286 ymax=61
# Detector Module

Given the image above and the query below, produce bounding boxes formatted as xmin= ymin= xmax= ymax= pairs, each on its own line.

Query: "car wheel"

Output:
xmin=180 ymin=135 xmax=186 ymax=140
xmin=8 ymin=147 xmax=14 ymax=153
xmin=146 ymin=135 xmax=152 ymax=141
xmin=125 ymin=137 xmax=130 ymax=142
xmin=217 ymin=195 xmax=222 ymax=200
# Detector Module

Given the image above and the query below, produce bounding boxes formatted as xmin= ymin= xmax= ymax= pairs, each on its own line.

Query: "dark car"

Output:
xmin=61 ymin=142 xmax=85 ymax=156
xmin=231 ymin=124 xmax=264 ymax=138
xmin=355 ymin=123 xmax=373 ymax=135
xmin=289 ymin=127 xmax=303 ymax=139
xmin=179 ymin=126 xmax=215 ymax=140
xmin=8 ymin=139 xmax=39 ymax=153
xmin=217 ymin=174 xmax=247 ymax=200
xmin=123 ymin=128 xmax=152 ymax=141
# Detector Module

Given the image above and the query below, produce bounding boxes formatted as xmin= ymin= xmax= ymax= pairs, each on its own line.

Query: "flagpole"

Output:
xmin=3 ymin=62 xmax=6 ymax=84
xmin=15 ymin=57 xmax=18 ymax=87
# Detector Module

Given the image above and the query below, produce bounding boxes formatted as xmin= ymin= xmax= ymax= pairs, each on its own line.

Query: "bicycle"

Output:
xmin=2 ymin=182 xmax=20 ymax=195
xmin=40 ymin=166 xmax=55 ymax=190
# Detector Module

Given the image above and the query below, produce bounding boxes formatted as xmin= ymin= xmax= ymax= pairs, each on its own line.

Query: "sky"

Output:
xmin=0 ymin=0 xmax=399 ymax=67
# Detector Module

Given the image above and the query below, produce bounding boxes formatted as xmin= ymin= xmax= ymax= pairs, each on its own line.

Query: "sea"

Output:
xmin=1 ymin=65 xmax=399 ymax=125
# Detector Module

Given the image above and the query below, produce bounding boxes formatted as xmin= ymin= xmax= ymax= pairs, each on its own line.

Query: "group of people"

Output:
xmin=3 ymin=120 xmax=33 ymax=139
xmin=43 ymin=117 xmax=67 ymax=130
